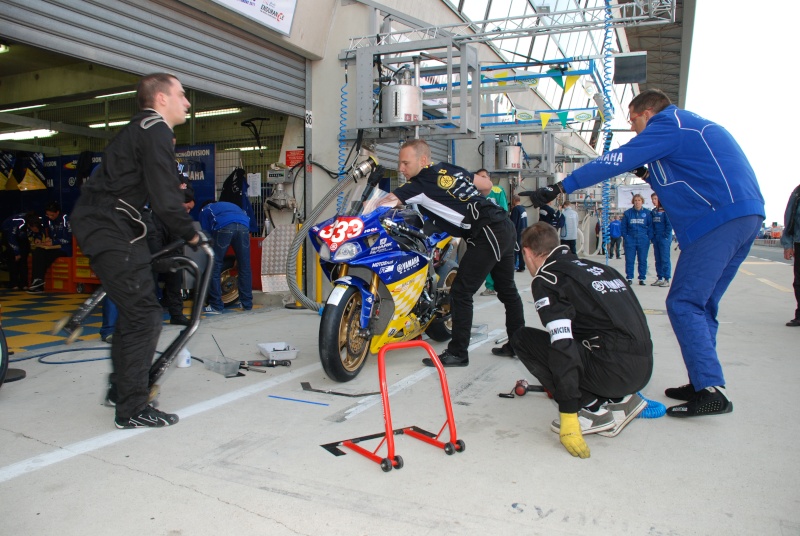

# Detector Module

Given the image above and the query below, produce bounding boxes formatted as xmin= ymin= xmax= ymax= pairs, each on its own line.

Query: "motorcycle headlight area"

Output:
xmin=332 ymin=242 xmax=362 ymax=261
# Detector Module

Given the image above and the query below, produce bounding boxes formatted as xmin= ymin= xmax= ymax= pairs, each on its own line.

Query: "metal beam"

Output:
xmin=0 ymin=112 xmax=114 ymax=140
xmin=0 ymin=140 xmax=61 ymax=156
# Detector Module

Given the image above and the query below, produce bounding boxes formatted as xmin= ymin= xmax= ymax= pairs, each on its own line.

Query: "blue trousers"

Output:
xmin=209 ymin=223 xmax=253 ymax=310
xmin=624 ymin=237 xmax=650 ymax=280
xmin=652 ymin=238 xmax=672 ymax=280
xmin=666 ymin=215 xmax=762 ymax=389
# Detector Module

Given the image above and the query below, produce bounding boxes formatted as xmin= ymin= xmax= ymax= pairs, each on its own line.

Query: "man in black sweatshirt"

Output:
xmin=511 ymin=222 xmax=653 ymax=458
xmin=72 ymin=73 xmax=201 ymax=430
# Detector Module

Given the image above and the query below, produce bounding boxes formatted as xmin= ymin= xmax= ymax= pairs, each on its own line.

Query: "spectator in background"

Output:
xmin=559 ymin=200 xmax=579 ymax=254
xmin=475 ymin=168 xmax=510 ymax=296
xmin=538 ymin=198 xmax=564 ymax=230
xmin=199 ymin=200 xmax=253 ymax=314
xmin=608 ymin=214 xmax=623 ymax=259
xmin=509 ymin=194 xmax=528 ymax=272
xmin=27 ymin=201 xmax=73 ymax=294
xmin=621 ymin=194 xmax=652 ymax=286
xmin=1 ymin=212 xmax=42 ymax=290
xmin=782 ymin=184 xmax=800 ymax=327
xmin=595 ymin=209 xmax=606 ymax=255
xmin=649 ymin=193 xmax=673 ymax=287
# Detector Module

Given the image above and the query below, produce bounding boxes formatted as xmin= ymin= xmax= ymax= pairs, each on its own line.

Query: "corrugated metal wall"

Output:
xmin=0 ymin=0 xmax=306 ymax=117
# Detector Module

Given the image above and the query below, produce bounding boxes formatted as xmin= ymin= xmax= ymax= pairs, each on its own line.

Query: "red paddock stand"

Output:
xmin=341 ymin=339 xmax=465 ymax=472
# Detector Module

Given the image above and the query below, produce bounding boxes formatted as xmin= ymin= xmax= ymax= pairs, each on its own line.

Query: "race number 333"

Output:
xmin=318 ymin=217 xmax=364 ymax=251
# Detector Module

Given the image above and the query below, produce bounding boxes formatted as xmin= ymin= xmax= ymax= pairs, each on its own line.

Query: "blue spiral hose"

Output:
xmin=336 ymin=63 xmax=349 ymax=213
xmin=600 ymin=1 xmax=614 ymax=264
xmin=637 ymin=391 xmax=667 ymax=419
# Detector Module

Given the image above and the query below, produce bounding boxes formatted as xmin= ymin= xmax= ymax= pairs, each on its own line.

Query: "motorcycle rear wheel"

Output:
xmin=319 ymin=286 xmax=372 ymax=382
xmin=425 ymin=262 xmax=458 ymax=342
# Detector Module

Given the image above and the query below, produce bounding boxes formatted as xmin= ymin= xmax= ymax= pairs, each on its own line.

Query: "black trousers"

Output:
xmin=511 ymin=327 xmax=652 ymax=408
xmin=90 ymin=241 xmax=163 ymax=419
xmin=31 ymin=248 xmax=66 ymax=280
xmin=2 ymin=239 xmax=29 ymax=288
xmin=448 ymin=218 xmax=524 ymax=358
xmin=609 ymin=237 xmax=621 ymax=257
xmin=793 ymin=243 xmax=800 ymax=321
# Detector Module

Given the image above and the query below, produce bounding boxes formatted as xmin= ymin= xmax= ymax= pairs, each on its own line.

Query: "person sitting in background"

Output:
xmin=1 ymin=212 xmax=42 ymax=290
xmin=511 ymin=222 xmax=652 ymax=458
xmin=27 ymin=201 xmax=73 ymax=294
xmin=199 ymin=200 xmax=253 ymax=314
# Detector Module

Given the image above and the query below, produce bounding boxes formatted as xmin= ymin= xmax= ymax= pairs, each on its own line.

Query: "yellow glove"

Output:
xmin=559 ymin=412 xmax=590 ymax=458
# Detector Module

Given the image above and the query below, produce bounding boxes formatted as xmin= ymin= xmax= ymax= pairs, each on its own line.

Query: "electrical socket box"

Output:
xmin=266 ymin=169 xmax=288 ymax=184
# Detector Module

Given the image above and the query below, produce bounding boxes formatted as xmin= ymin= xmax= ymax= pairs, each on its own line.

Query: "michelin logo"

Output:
xmin=534 ymin=297 xmax=550 ymax=311
xmin=546 ymin=319 xmax=573 ymax=343
xmin=397 ymin=257 xmax=420 ymax=275
xmin=591 ymin=279 xmax=627 ymax=294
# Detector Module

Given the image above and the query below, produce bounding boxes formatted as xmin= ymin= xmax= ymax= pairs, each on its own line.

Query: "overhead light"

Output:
xmin=89 ymin=120 xmax=129 ymax=129
xmin=0 ymin=104 xmax=46 ymax=113
xmin=224 ymin=146 xmax=266 ymax=152
xmin=190 ymin=107 xmax=242 ymax=118
xmin=95 ymin=90 xmax=136 ymax=99
xmin=0 ymin=44 xmax=9 ymax=54
xmin=0 ymin=129 xmax=58 ymax=141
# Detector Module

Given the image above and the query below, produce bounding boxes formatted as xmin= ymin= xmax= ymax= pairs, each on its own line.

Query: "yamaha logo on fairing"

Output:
xmin=396 ymin=257 xmax=420 ymax=274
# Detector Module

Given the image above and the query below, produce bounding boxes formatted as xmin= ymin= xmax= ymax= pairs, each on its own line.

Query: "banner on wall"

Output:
xmin=209 ymin=0 xmax=296 ymax=36
xmin=616 ymin=185 xmax=655 ymax=211
xmin=175 ymin=144 xmax=215 ymax=220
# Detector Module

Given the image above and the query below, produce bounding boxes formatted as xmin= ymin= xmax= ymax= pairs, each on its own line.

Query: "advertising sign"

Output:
xmin=209 ymin=0 xmax=296 ymax=36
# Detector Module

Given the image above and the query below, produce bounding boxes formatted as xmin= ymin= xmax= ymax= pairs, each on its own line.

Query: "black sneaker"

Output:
xmin=423 ymin=350 xmax=468 ymax=368
xmin=627 ymin=279 xmax=633 ymax=285
xmin=491 ymin=344 xmax=515 ymax=357
xmin=170 ymin=315 xmax=191 ymax=326
xmin=665 ymin=383 xmax=695 ymax=401
xmin=666 ymin=386 xmax=732 ymax=418
xmin=115 ymin=405 xmax=179 ymax=429
xmin=105 ymin=383 xmax=118 ymax=407
xmin=638 ymin=280 xmax=646 ymax=286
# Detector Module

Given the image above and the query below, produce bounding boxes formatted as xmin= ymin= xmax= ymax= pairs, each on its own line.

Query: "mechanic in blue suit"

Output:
xmin=521 ymin=89 xmax=765 ymax=418
xmin=649 ymin=192 xmax=673 ymax=287
xmin=621 ymin=194 xmax=652 ymax=285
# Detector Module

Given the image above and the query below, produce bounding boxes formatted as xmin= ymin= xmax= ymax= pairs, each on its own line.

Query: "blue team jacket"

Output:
xmin=650 ymin=207 xmax=673 ymax=242
xmin=621 ymin=208 xmax=653 ymax=243
xmin=562 ymin=105 xmax=765 ymax=247
xmin=199 ymin=201 xmax=250 ymax=233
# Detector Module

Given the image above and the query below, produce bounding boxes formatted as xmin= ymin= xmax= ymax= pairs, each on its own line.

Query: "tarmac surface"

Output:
xmin=1 ymin=245 xmax=798 ymax=536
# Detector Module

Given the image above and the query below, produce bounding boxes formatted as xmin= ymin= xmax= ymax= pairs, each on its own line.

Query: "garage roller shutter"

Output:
xmin=0 ymin=0 xmax=306 ymax=117
xmin=374 ymin=139 xmax=450 ymax=170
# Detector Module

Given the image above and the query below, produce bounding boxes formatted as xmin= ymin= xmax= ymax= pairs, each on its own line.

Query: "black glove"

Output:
xmin=368 ymin=165 xmax=386 ymax=187
xmin=519 ymin=183 xmax=563 ymax=208
xmin=633 ymin=166 xmax=649 ymax=179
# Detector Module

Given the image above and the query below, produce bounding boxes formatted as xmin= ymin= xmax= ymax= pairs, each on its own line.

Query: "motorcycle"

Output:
xmin=308 ymin=181 xmax=459 ymax=382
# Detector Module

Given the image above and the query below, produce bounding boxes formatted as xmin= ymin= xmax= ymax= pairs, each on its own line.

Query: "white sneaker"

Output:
xmin=597 ymin=393 xmax=647 ymax=437
xmin=479 ymin=288 xmax=497 ymax=296
xmin=650 ymin=279 xmax=663 ymax=286
xmin=660 ymin=279 xmax=670 ymax=287
xmin=550 ymin=406 xmax=616 ymax=435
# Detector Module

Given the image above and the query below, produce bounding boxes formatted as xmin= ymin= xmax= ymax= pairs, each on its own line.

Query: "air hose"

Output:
xmin=285 ymin=158 xmax=379 ymax=313
xmin=600 ymin=0 xmax=614 ymax=264
xmin=637 ymin=391 xmax=667 ymax=419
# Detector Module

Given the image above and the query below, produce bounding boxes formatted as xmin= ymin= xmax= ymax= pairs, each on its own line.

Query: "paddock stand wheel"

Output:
xmin=148 ymin=384 xmax=161 ymax=406
xmin=51 ymin=316 xmax=83 ymax=344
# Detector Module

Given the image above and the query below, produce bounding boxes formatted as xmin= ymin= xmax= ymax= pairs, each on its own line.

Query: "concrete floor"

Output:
xmin=1 ymin=247 xmax=798 ymax=536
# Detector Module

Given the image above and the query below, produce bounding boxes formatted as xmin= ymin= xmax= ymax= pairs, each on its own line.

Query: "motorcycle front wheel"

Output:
xmin=319 ymin=286 xmax=372 ymax=382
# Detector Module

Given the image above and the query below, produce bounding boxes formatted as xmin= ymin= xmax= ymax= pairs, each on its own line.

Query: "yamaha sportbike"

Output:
xmin=309 ymin=184 xmax=458 ymax=382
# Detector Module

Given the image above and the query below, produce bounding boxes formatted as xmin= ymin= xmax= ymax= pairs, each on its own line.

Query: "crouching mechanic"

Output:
xmin=510 ymin=222 xmax=653 ymax=458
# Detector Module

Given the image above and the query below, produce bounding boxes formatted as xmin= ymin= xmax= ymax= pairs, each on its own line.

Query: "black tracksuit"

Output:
xmin=511 ymin=246 xmax=653 ymax=413
xmin=392 ymin=162 xmax=524 ymax=359
xmin=71 ymin=109 xmax=196 ymax=420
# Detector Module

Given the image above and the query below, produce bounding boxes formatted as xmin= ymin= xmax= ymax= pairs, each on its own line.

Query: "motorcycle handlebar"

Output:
xmin=383 ymin=219 xmax=427 ymax=242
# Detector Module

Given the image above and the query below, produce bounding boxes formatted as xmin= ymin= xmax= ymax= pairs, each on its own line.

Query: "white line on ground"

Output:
xmin=0 ymin=362 xmax=322 ymax=484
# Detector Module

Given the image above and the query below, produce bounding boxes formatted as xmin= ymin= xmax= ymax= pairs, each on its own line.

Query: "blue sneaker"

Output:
xmin=203 ymin=305 xmax=222 ymax=315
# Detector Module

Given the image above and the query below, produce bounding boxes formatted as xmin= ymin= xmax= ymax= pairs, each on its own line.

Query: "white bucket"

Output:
xmin=177 ymin=348 xmax=192 ymax=368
